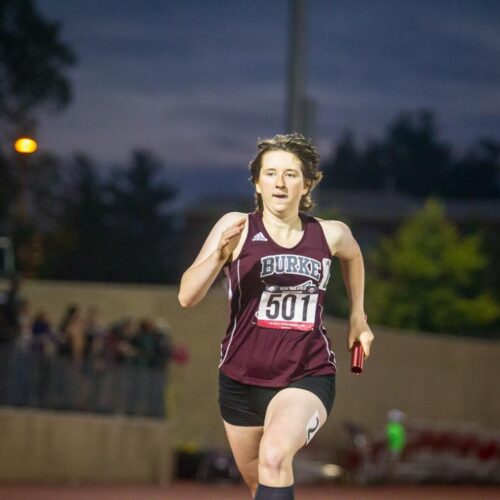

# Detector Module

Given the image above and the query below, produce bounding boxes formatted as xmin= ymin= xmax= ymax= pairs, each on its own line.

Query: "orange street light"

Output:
xmin=14 ymin=137 xmax=38 ymax=154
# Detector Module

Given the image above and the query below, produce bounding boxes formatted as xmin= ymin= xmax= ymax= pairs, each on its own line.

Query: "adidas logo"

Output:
xmin=252 ymin=232 xmax=268 ymax=242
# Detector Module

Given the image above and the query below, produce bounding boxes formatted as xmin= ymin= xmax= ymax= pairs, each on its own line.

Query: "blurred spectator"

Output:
xmin=0 ymin=305 xmax=8 ymax=404
xmin=385 ymin=409 xmax=407 ymax=480
xmin=81 ymin=306 xmax=106 ymax=410
xmin=58 ymin=304 xmax=86 ymax=364
xmin=133 ymin=318 xmax=156 ymax=415
xmin=149 ymin=317 xmax=173 ymax=417
xmin=133 ymin=317 xmax=173 ymax=417
xmin=0 ymin=273 xmax=23 ymax=403
xmin=3 ymin=273 xmax=23 ymax=337
xmin=386 ymin=409 xmax=407 ymax=459
xmin=104 ymin=318 xmax=126 ymax=364
xmin=88 ymin=317 xmax=124 ymax=413
xmin=116 ymin=318 xmax=141 ymax=414
xmin=0 ymin=300 xmax=174 ymax=420
xmin=32 ymin=310 xmax=54 ymax=353
xmin=53 ymin=304 xmax=85 ymax=409
xmin=31 ymin=309 xmax=55 ymax=407
xmin=7 ymin=299 xmax=33 ymax=406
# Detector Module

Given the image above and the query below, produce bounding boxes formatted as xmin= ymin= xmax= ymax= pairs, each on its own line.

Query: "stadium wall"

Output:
xmin=1 ymin=279 xmax=497 ymax=473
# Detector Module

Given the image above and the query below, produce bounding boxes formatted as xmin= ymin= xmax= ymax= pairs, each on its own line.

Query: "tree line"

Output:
xmin=321 ymin=110 xmax=499 ymax=199
xmin=0 ymin=150 xmax=179 ymax=283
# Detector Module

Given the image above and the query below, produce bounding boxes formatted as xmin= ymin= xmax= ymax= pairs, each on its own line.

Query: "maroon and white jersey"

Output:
xmin=219 ymin=211 xmax=336 ymax=387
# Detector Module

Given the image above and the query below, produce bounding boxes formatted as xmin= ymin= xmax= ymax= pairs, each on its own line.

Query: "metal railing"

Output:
xmin=0 ymin=342 xmax=168 ymax=418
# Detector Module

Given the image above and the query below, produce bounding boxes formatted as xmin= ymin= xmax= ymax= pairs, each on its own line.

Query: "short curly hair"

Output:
xmin=249 ymin=133 xmax=322 ymax=211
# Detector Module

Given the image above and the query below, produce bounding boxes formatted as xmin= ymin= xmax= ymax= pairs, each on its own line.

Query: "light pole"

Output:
xmin=11 ymin=136 xmax=39 ymax=276
xmin=13 ymin=136 xmax=38 ymax=219
xmin=286 ymin=0 xmax=311 ymax=136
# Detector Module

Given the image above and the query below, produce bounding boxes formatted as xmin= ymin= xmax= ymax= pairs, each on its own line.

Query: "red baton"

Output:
xmin=351 ymin=342 xmax=364 ymax=374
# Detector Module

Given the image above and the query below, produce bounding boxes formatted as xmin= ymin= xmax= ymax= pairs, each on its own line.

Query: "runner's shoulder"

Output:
xmin=213 ymin=212 xmax=248 ymax=234
xmin=316 ymin=219 xmax=352 ymax=250
xmin=214 ymin=211 xmax=248 ymax=229
xmin=221 ymin=211 xmax=248 ymax=222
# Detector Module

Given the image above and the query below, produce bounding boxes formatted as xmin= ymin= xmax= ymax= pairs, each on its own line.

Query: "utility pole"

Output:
xmin=286 ymin=0 xmax=321 ymax=208
xmin=286 ymin=0 xmax=310 ymax=136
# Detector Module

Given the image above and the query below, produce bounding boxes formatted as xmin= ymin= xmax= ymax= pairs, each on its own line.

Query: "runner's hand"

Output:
xmin=216 ymin=218 xmax=246 ymax=263
xmin=347 ymin=313 xmax=374 ymax=357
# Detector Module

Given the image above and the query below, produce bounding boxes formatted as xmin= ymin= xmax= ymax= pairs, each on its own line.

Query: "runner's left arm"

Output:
xmin=323 ymin=221 xmax=374 ymax=357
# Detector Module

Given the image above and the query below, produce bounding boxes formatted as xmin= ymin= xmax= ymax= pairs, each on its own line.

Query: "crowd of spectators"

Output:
xmin=0 ymin=275 xmax=173 ymax=418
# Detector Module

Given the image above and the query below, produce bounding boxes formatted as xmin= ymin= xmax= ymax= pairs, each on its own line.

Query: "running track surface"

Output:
xmin=1 ymin=482 xmax=499 ymax=499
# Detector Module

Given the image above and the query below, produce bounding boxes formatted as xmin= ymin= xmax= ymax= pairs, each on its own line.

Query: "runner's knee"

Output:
xmin=259 ymin=437 xmax=293 ymax=474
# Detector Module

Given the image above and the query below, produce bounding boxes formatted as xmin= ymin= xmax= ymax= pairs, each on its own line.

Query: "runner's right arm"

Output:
xmin=178 ymin=212 xmax=246 ymax=307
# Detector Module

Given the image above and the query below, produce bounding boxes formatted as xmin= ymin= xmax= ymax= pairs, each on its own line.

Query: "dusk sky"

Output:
xmin=36 ymin=0 xmax=500 ymax=199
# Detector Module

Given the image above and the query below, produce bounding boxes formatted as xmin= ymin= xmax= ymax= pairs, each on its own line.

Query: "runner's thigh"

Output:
xmin=263 ymin=388 xmax=328 ymax=451
xmin=223 ymin=421 xmax=263 ymax=481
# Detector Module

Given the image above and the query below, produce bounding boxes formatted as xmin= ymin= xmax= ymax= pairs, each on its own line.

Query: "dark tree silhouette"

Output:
xmin=445 ymin=139 xmax=500 ymax=198
xmin=0 ymin=0 xmax=76 ymax=274
xmin=322 ymin=132 xmax=387 ymax=190
xmin=0 ymin=0 xmax=75 ymax=132
xmin=383 ymin=111 xmax=451 ymax=196
xmin=8 ymin=152 xmax=65 ymax=276
xmin=27 ymin=152 xmax=65 ymax=230
xmin=105 ymin=150 xmax=178 ymax=283
xmin=0 ymin=153 xmax=17 ymax=227
xmin=321 ymin=131 xmax=361 ymax=189
xmin=40 ymin=154 xmax=111 ymax=281
xmin=322 ymin=110 xmax=499 ymax=199
xmin=20 ymin=150 xmax=179 ymax=283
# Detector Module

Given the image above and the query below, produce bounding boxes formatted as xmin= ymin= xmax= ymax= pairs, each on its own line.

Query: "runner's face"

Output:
xmin=256 ymin=151 xmax=308 ymax=213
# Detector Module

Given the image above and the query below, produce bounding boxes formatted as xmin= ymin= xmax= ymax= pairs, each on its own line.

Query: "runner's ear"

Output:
xmin=302 ymin=178 xmax=312 ymax=195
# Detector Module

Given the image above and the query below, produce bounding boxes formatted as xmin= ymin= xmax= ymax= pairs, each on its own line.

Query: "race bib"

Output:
xmin=256 ymin=282 xmax=318 ymax=332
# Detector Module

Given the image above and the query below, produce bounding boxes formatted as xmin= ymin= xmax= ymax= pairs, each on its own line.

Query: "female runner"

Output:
xmin=179 ymin=133 xmax=374 ymax=499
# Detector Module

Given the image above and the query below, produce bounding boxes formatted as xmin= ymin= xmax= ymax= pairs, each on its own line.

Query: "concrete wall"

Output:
xmin=11 ymin=279 xmax=500 ymax=461
xmin=0 ymin=409 xmax=172 ymax=483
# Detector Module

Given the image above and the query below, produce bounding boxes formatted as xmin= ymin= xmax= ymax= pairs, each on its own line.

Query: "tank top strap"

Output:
xmin=300 ymin=213 xmax=333 ymax=258
xmin=236 ymin=212 xmax=264 ymax=257
xmin=247 ymin=211 xmax=264 ymax=232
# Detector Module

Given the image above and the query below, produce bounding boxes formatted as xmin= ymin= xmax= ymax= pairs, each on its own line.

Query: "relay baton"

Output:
xmin=351 ymin=341 xmax=364 ymax=374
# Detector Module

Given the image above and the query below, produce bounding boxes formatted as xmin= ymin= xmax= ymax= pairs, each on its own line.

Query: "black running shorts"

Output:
xmin=218 ymin=371 xmax=336 ymax=426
